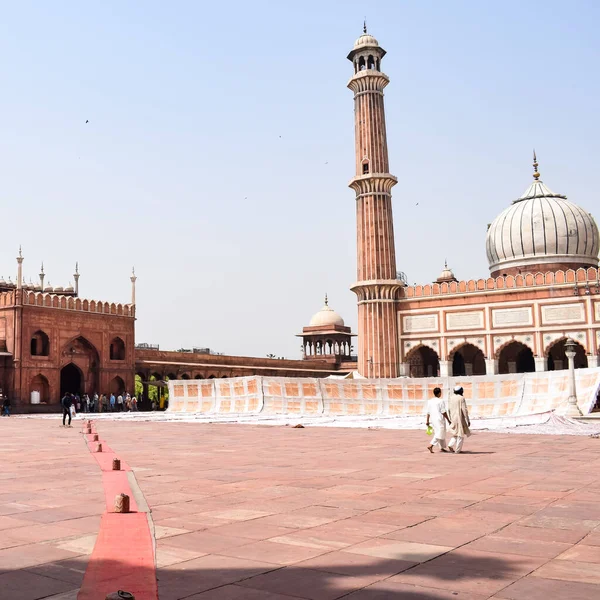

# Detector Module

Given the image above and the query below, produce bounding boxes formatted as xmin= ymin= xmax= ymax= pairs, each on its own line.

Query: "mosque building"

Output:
xmin=347 ymin=27 xmax=600 ymax=379
xmin=4 ymin=27 xmax=600 ymax=412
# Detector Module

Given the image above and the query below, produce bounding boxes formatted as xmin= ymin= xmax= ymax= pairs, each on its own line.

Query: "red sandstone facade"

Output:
xmin=0 ymin=287 xmax=135 ymax=409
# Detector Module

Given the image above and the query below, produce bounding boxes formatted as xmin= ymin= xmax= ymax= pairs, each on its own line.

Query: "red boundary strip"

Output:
xmin=78 ymin=422 xmax=158 ymax=600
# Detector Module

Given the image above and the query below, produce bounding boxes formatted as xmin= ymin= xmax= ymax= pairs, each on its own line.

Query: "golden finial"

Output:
xmin=363 ymin=19 xmax=367 ymax=34
xmin=533 ymin=149 xmax=540 ymax=180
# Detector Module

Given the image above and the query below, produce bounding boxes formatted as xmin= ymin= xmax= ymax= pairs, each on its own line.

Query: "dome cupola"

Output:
xmin=486 ymin=153 xmax=599 ymax=276
xmin=309 ymin=294 xmax=345 ymax=327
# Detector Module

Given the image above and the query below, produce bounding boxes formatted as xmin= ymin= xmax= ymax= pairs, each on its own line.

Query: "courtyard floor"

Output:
xmin=1 ymin=418 xmax=600 ymax=599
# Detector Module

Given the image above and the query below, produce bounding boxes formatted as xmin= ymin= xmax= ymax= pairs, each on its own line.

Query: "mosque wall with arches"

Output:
xmin=0 ymin=298 xmax=135 ymax=407
xmin=397 ymin=267 xmax=600 ymax=378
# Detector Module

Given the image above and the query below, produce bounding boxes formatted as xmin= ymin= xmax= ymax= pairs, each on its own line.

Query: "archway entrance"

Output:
xmin=451 ymin=344 xmax=486 ymax=376
xmin=406 ymin=346 xmax=440 ymax=378
xmin=109 ymin=376 xmax=125 ymax=396
xmin=60 ymin=363 xmax=82 ymax=397
xmin=61 ymin=336 xmax=100 ymax=396
xmin=30 ymin=374 xmax=50 ymax=403
xmin=498 ymin=341 xmax=535 ymax=374
xmin=547 ymin=339 xmax=588 ymax=371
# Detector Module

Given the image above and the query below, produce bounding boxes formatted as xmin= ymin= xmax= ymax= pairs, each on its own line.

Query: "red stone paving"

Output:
xmin=2 ymin=418 xmax=600 ymax=598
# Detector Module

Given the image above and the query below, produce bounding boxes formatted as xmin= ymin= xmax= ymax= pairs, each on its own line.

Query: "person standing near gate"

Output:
xmin=447 ymin=386 xmax=471 ymax=453
xmin=61 ymin=393 xmax=73 ymax=427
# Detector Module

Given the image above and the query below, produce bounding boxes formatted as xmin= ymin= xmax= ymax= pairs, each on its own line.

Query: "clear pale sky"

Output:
xmin=2 ymin=1 xmax=599 ymax=359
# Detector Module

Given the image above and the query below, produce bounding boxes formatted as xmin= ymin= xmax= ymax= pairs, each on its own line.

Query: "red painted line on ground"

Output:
xmin=78 ymin=513 xmax=157 ymax=600
xmin=79 ymin=423 xmax=158 ymax=600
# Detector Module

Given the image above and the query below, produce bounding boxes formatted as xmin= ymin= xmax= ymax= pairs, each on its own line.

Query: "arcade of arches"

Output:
xmin=404 ymin=338 xmax=590 ymax=378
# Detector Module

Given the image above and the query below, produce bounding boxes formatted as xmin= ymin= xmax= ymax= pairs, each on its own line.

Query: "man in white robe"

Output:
xmin=426 ymin=387 xmax=450 ymax=453
xmin=448 ymin=386 xmax=471 ymax=454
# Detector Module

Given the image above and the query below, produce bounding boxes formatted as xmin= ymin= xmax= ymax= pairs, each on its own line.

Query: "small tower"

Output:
xmin=130 ymin=267 xmax=137 ymax=305
xmin=73 ymin=262 xmax=80 ymax=296
xmin=348 ymin=28 xmax=401 ymax=377
xmin=39 ymin=262 xmax=45 ymax=290
xmin=16 ymin=247 xmax=24 ymax=291
xmin=436 ymin=261 xmax=458 ymax=284
xmin=297 ymin=295 xmax=355 ymax=363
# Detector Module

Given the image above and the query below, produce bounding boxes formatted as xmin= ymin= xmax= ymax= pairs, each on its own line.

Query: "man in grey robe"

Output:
xmin=447 ymin=386 xmax=471 ymax=453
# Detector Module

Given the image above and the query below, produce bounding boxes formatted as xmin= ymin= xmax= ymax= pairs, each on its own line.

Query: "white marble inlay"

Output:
xmin=492 ymin=307 xmax=532 ymax=328
xmin=541 ymin=303 xmax=585 ymax=325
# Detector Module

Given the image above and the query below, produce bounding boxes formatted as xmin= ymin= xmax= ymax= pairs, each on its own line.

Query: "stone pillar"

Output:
xmin=439 ymin=361 xmax=451 ymax=377
xmin=398 ymin=362 xmax=409 ymax=377
xmin=465 ymin=363 xmax=473 ymax=376
xmin=535 ymin=357 xmax=547 ymax=372
xmin=508 ymin=361 xmax=517 ymax=374
xmin=588 ymin=355 xmax=599 ymax=368
xmin=485 ymin=359 xmax=498 ymax=375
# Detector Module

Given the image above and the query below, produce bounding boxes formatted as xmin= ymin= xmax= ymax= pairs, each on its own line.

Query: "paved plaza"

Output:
xmin=2 ymin=418 xmax=600 ymax=599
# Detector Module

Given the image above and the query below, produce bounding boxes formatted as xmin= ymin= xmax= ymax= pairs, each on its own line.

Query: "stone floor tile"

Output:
xmin=0 ymin=543 xmax=82 ymax=570
xmin=493 ymin=575 xmax=600 ymax=599
xmin=345 ymin=539 xmax=452 ymax=562
xmin=186 ymin=584 xmax=299 ymax=599
xmin=159 ymin=530 xmax=251 ymax=554
xmin=220 ymin=539 xmax=331 ymax=565
xmin=465 ymin=534 xmax=571 ymax=558
xmin=555 ymin=544 xmax=600 ymax=563
xmin=344 ymin=580 xmax=488 ymax=599
xmin=238 ymin=566 xmax=379 ymax=600
xmin=295 ymin=549 xmax=416 ymax=577
xmin=0 ymin=569 xmax=76 ymax=600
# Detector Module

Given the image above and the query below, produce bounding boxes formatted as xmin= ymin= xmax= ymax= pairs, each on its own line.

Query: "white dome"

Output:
xmin=353 ymin=33 xmax=379 ymax=49
xmin=486 ymin=176 xmax=599 ymax=275
xmin=309 ymin=297 xmax=345 ymax=327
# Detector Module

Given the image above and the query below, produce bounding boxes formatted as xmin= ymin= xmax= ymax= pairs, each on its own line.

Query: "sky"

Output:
xmin=1 ymin=1 xmax=599 ymax=359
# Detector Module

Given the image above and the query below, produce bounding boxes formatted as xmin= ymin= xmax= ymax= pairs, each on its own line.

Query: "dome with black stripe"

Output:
xmin=486 ymin=157 xmax=599 ymax=276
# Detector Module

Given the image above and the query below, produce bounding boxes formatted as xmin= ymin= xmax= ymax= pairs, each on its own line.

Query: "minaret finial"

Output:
xmin=444 ymin=258 xmax=448 ymax=269
xmin=18 ymin=245 xmax=22 ymax=258
xmin=363 ymin=19 xmax=367 ymax=34
xmin=40 ymin=262 xmax=44 ymax=274
xmin=324 ymin=293 xmax=328 ymax=306
xmin=75 ymin=261 xmax=79 ymax=274
xmin=533 ymin=149 xmax=540 ymax=180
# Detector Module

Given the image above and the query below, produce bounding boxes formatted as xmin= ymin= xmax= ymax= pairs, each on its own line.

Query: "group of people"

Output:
xmin=426 ymin=385 xmax=471 ymax=454
xmin=60 ymin=391 xmax=138 ymax=427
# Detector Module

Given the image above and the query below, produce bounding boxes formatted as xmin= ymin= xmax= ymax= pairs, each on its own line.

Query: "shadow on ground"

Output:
xmin=3 ymin=550 xmax=530 ymax=600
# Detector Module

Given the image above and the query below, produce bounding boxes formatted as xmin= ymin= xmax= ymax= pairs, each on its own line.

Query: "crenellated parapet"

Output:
xmin=0 ymin=289 xmax=135 ymax=317
xmin=403 ymin=267 xmax=600 ymax=299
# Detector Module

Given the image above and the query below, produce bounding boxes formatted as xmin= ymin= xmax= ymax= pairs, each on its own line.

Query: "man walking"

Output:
xmin=448 ymin=386 xmax=471 ymax=454
xmin=61 ymin=393 xmax=73 ymax=427
xmin=1 ymin=394 xmax=10 ymax=417
xmin=426 ymin=387 xmax=450 ymax=453
xmin=110 ymin=393 xmax=116 ymax=412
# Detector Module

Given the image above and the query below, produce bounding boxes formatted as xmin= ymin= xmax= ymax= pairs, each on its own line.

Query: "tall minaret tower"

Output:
xmin=348 ymin=27 xmax=401 ymax=378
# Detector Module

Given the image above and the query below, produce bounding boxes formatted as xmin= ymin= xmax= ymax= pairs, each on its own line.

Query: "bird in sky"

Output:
xmin=85 ymin=120 xmax=89 ymax=124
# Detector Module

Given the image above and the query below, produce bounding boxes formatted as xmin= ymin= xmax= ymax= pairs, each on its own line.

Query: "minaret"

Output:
xmin=73 ymin=262 xmax=80 ymax=296
xmin=130 ymin=267 xmax=137 ymax=305
xmin=39 ymin=262 xmax=45 ymax=290
xmin=16 ymin=247 xmax=24 ymax=292
xmin=347 ymin=27 xmax=401 ymax=378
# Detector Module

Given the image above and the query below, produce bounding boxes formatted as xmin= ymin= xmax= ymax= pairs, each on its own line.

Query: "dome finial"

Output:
xmin=324 ymin=293 xmax=328 ymax=306
xmin=533 ymin=149 xmax=540 ymax=180
xmin=363 ymin=19 xmax=367 ymax=34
